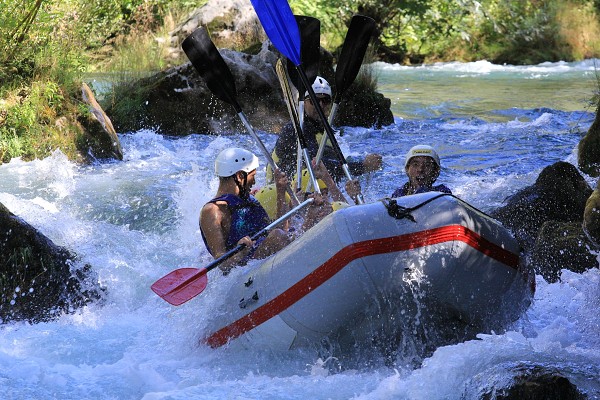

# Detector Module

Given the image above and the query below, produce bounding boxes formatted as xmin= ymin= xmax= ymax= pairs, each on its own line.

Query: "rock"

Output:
xmin=335 ymin=84 xmax=395 ymax=128
xmin=79 ymin=82 xmax=124 ymax=161
xmin=107 ymin=41 xmax=394 ymax=136
xmin=578 ymin=102 xmax=600 ymax=176
xmin=107 ymin=43 xmax=290 ymax=136
xmin=491 ymin=161 xmax=592 ymax=253
xmin=0 ymin=202 xmax=104 ymax=323
xmin=529 ymin=221 xmax=598 ymax=283
xmin=169 ymin=0 xmax=265 ymax=57
xmin=462 ymin=362 xmax=586 ymax=400
xmin=583 ymin=177 xmax=600 ymax=244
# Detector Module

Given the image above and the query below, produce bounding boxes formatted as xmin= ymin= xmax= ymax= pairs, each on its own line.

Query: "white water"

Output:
xmin=1 ymin=60 xmax=599 ymax=399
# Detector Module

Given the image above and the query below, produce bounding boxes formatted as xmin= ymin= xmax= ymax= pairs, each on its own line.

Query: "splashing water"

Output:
xmin=0 ymin=60 xmax=599 ymax=399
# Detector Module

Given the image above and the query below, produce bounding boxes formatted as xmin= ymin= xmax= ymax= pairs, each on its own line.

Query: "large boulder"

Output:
xmin=529 ymin=221 xmax=598 ymax=283
xmin=578 ymin=102 xmax=600 ymax=176
xmin=106 ymin=43 xmax=290 ymax=136
xmin=491 ymin=161 xmax=592 ymax=253
xmin=335 ymin=83 xmax=394 ymax=129
xmin=0 ymin=202 xmax=104 ymax=323
xmin=106 ymin=0 xmax=394 ymax=136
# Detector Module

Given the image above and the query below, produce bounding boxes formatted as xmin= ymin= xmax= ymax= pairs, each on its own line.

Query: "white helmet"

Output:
xmin=405 ymin=145 xmax=440 ymax=168
xmin=214 ymin=148 xmax=259 ymax=177
xmin=304 ymin=76 xmax=332 ymax=98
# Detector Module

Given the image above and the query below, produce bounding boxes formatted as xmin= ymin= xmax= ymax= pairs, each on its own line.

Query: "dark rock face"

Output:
xmin=578 ymin=103 xmax=600 ymax=177
xmin=491 ymin=161 xmax=592 ymax=253
xmin=490 ymin=161 xmax=597 ymax=282
xmin=462 ymin=363 xmax=587 ymax=400
xmin=106 ymin=45 xmax=291 ymax=136
xmin=0 ymin=202 xmax=104 ymax=323
xmin=335 ymin=86 xmax=394 ymax=129
xmin=529 ymin=221 xmax=598 ymax=283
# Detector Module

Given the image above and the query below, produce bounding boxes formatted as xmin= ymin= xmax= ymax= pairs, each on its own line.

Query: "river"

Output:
xmin=0 ymin=59 xmax=599 ymax=399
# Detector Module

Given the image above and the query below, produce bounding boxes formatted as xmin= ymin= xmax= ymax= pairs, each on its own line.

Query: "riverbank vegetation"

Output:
xmin=1 ymin=0 xmax=600 ymax=164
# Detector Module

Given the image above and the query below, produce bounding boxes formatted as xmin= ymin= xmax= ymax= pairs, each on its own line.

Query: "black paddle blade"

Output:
xmin=335 ymin=15 xmax=376 ymax=99
xmin=182 ymin=27 xmax=242 ymax=113
xmin=286 ymin=15 xmax=320 ymax=96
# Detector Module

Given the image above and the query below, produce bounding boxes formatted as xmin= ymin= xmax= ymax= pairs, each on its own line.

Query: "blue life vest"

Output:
xmin=391 ymin=183 xmax=452 ymax=198
xmin=201 ymin=194 xmax=271 ymax=256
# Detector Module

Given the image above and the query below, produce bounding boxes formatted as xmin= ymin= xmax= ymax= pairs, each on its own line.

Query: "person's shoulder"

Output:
xmin=203 ymin=199 xmax=226 ymax=211
xmin=434 ymin=184 xmax=452 ymax=194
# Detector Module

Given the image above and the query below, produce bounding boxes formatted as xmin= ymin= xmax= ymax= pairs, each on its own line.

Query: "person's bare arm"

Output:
xmin=273 ymin=168 xmax=290 ymax=230
xmin=363 ymin=153 xmax=382 ymax=172
xmin=200 ymin=202 xmax=251 ymax=272
xmin=344 ymin=180 xmax=362 ymax=205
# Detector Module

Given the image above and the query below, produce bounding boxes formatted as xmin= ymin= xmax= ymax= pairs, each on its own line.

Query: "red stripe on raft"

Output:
xmin=204 ymin=224 xmax=519 ymax=348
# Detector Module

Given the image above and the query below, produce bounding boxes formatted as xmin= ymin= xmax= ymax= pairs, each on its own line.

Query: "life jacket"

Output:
xmin=391 ymin=182 xmax=452 ymax=198
xmin=201 ymin=194 xmax=270 ymax=256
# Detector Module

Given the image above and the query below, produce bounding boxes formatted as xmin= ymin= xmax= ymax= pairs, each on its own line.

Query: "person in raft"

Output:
xmin=271 ymin=76 xmax=382 ymax=183
xmin=295 ymin=158 xmax=362 ymax=231
xmin=391 ymin=144 xmax=452 ymax=197
xmin=200 ymin=147 xmax=293 ymax=273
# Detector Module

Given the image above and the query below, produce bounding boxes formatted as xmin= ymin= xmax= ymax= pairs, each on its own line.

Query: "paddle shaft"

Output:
xmin=291 ymin=16 xmax=320 ymax=193
xmin=297 ymin=66 xmax=364 ymax=203
xmin=276 ymin=59 xmax=321 ymax=194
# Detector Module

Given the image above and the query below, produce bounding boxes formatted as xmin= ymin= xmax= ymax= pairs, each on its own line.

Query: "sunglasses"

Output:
xmin=305 ymin=96 xmax=332 ymax=106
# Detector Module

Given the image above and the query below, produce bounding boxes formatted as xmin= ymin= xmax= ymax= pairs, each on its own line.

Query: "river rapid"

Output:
xmin=0 ymin=59 xmax=599 ymax=399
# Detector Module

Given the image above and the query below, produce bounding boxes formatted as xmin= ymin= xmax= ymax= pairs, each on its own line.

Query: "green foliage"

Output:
xmin=291 ymin=0 xmax=349 ymax=48
xmin=290 ymin=0 xmax=599 ymax=64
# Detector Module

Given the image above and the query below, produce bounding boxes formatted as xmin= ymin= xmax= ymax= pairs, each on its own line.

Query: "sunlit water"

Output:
xmin=1 ymin=60 xmax=599 ymax=399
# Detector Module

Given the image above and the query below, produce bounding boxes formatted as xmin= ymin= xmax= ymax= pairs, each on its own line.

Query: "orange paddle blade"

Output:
xmin=151 ymin=268 xmax=208 ymax=306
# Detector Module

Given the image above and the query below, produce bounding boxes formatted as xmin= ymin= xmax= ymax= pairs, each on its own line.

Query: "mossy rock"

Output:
xmin=529 ymin=220 xmax=598 ymax=283
xmin=578 ymin=105 xmax=600 ymax=176
xmin=0 ymin=202 xmax=104 ymax=323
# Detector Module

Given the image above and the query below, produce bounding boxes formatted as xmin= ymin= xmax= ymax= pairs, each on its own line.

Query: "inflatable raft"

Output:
xmin=202 ymin=192 xmax=535 ymax=353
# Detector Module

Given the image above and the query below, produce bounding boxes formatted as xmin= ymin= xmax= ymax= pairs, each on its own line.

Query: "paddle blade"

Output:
xmin=287 ymin=15 xmax=320 ymax=94
xmin=182 ymin=27 xmax=242 ymax=112
xmin=335 ymin=15 xmax=376 ymax=98
xmin=250 ymin=0 xmax=301 ymax=65
xmin=151 ymin=267 xmax=208 ymax=306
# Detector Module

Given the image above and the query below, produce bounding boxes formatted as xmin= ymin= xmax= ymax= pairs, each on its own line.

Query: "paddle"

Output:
xmin=250 ymin=0 xmax=365 ymax=204
xmin=287 ymin=16 xmax=320 ymax=192
xmin=151 ymin=198 xmax=314 ymax=306
xmin=331 ymin=15 xmax=376 ymax=124
xmin=286 ymin=15 xmax=320 ymax=100
xmin=181 ymin=27 xmax=299 ymax=205
xmin=276 ymin=58 xmax=321 ymax=194
xmin=312 ymin=15 xmax=375 ymax=193
xmin=315 ymin=15 xmax=376 ymax=167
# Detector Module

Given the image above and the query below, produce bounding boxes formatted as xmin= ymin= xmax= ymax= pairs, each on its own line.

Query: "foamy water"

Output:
xmin=0 ymin=59 xmax=599 ymax=399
